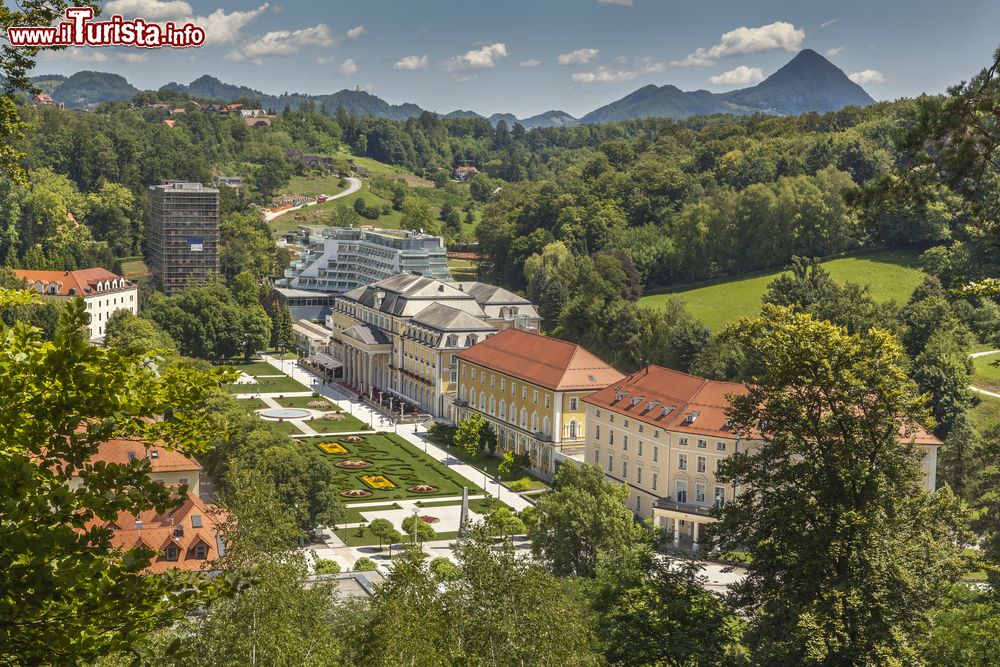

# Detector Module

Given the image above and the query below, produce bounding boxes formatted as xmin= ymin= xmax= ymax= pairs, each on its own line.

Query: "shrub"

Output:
xmin=508 ymin=477 xmax=532 ymax=492
xmin=353 ymin=557 xmax=378 ymax=571
xmin=429 ymin=556 xmax=461 ymax=582
xmin=314 ymin=558 xmax=341 ymax=575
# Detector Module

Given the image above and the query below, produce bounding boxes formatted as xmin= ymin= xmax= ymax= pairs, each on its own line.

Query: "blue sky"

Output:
xmin=30 ymin=0 xmax=1000 ymax=117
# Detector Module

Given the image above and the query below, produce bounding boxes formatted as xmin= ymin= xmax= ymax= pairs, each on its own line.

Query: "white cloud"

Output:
xmin=571 ymin=67 xmax=637 ymax=84
xmin=598 ymin=0 xmax=633 ymax=5
xmin=117 ymin=52 xmax=149 ymax=63
xmin=226 ymin=23 xmax=333 ymax=64
xmin=196 ymin=4 xmax=270 ymax=46
xmin=848 ymin=69 xmax=886 ymax=85
xmin=338 ymin=58 xmax=357 ymax=75
xmin=104 ymin=0 xmax=192 ymax=20
xmin=393 ymin=54 xmax=429 ymax=70
xmin=314 ymin=55 xmax=335 ymax=65
xmin=675 ymin=21 xmax=805 ymax=66
xmin=346 ymin=26 xmax=365 ymax=40
xmin=444 ymin=43 xmax=508 ymax=71
xmin=557 ymin=48 xmax=600 ymax=65
xmin=519 ymin=58 xmax=542 ymax=67
xmin=708 ymin=65 xmax=764 ymax=86
xmin=634 ymin=56 xmax=666 ymax=74
xmin=820 ymin=19 xmax=838 ymax=29
xmin=825 ymin=46 xmax=844 ymax=57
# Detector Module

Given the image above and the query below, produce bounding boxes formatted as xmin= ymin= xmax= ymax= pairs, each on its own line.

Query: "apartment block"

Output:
xmin=148 ymin=182 xmax=219 ymax=296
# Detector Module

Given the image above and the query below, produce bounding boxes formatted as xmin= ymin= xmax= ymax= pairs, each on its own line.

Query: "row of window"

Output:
xmin=461 ymin=368 xmax=581 ymax=412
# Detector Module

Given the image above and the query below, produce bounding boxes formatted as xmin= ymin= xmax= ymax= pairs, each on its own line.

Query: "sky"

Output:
xmin=26 ymin=0 xmax=1000 ymax=118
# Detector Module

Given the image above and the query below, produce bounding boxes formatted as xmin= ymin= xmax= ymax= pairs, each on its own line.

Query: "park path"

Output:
xmin=259 ymin=354 xmax=533 ymax=512
xmin=263 ymin=176 xmax=363 ymax=223
xmin=969 ymin=349 xmax=1000 ymax=399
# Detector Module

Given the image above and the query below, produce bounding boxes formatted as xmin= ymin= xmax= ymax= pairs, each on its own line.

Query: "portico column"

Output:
xmin=692 ymin=521 xmax=700 ymax=552
xmin=673 ymin=518 xmax=680 ymax=547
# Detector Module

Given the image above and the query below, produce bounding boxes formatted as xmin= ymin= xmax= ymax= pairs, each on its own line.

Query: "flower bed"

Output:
xmin=342 ymin=435 xmax=366 ymax=443
xmin=360 ymin=474 xmax=396 ymax=490
xmin=420 ymin=515 xmax=440 ymax=524
xmin=336 ymin=460 xmax=372 ymax=469
xmin=408 ymin=484 xmax=439 ymax=493
xmin=341 ymin=489 xmax=372 ymax=498
xmin=317 ymin=442 xmax=348 ymax=454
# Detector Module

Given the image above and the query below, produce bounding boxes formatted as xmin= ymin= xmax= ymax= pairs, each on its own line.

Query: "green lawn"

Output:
xmin=639 ymin=249 xmax=927 ymax=332
xmin=275 ymin=395 xmax=332 ymax=409
xmin=285 ymin=174 xmax=350 ymax=197
xmin=223 ymin=361 xmax=285 ymax=376
xmin=972 ymin=352 xmax=1000 ymax=393
xmin=336 ymin=526 xmax=459 ymax=548
xmin=227 ymin=374 xmax=309 ymax=394
xmin=412 ymin=497 xmax=512 ymax=513
xmin=309 ymin=433 xmax=485 ymax=504
xmin=306 ymin=415 xmax=372 ymax=433
xmin=260 ymin=420 xmax=306 ymax=436
xmin=269 ymin=185 xmax=403 ymax=235
xmin=448 ymin=258 xmax=478 ymax=281
xmin=971 ymin=395 xmax=1000 ymax=434
xmin=343 ymin=503 xmax=402 ymax=524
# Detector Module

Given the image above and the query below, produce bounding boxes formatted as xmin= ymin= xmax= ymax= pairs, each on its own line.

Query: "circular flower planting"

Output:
xmin=419 ymin=515 xmax=440 ymax=524
xmin=340 ymin=489 xmax=372 ymax=498
xmin=343 ymin=435 xmax=365 ymax=443
xmin=336 ymin=460 xmax=373 ymax=469
xmin=408 ymin=484 xmax=439 ymax=493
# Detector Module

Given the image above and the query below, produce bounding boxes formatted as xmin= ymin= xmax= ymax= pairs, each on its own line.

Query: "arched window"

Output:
xmin=509 ymin=404 xmax=517 ymax=424
xmin=479 ymin=393 xmax=486 ymax=411
xmin=568 ymin=420 xmax=578 ymax=439
xmin=542 ymin=416 xmax=550 ymax=435
xmin=469 ymin=389 xmax=476 ymax=408
xmin=531 ymin=412 xmax=539 ymax=432
xmin=489 ymin=397 xmax=496 ymax=416
xmin=499 ymin=400 xmax=506 ymax=420
xmin=466 ymin=334 xmax=478 ymax=346
xmin=520 ymin=408 xmax=527 ymax=429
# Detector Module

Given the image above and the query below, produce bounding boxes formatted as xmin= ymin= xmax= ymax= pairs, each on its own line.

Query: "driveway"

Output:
xmin=264 ymin=176 xmax=363 ymax=223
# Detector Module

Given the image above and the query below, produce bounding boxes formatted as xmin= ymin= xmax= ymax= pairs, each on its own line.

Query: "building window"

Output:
xmin=480 ymin=371 xmax=486 ymax=383
xmin=491 ymin=375 xmax=496 ymax=388
xmin=624 ymin=419 xmax=629 ymax=428
xmin=166 ymin=546 xmax=179 ymax=561
xmin=194 ymin=544 xmax=208 ymax=559
xmin=596 ymin=409 xmax=601 ymax=417
xmin=595 ymin=447 xmax=601 ymax=464
xmin=544 ymin=395 xmax=550 ymax=408
xmin=607 ymin=454 xmax=613 ymax=471
xmin=676 ymin=481 xmax=688 ymax=504
xmin=696 ymin=483 xmax=706 ymax=503
xmin=511 ymin=383 xmax=516 ymax=396
xmin=637 ymin=441 xmax=643 ymax=457
xmin=569 ymin=397 xmax=578 ymax=411
xmin=622 ymin=460 xmax=628 ymax=478
xmin=520 ymin=408 xmax=527 ymax=429
xmin=716 ymin=441 xmax=726 ymax=451
xmin=609 ymin=431 xmax=614 ymax=446
xmin=697 ymin=456 xmax=706 ymax=473
xmin=714 ymin=486 xmax=726 ymax=508
xmin=568 ymin=420 xmax=578 ymax=439
xmin=697 ymin=439 xmax=707 ymax=449
xmin=501 ymin=379 xmax=506 ymax=391
xmin=595 ymin=424 xmax=600 ymax=441
xmin=636 ymin=467 xmax=642 ymax=484
xmin=543 ymin=417 xmax=550 ymax=435
xmin=653 ymin=446 xmax=658 ymax=462
xmin=679 ymin=437 xmax=688 ymax=446
xmin=654 ymin=429 xmax=660 ymax=439
xmin=531 ymin=413 xmax=539 ymax=432
xmin=623 ymin=435 xmax=628 ymax=452
xmin=636 ymin=496 xmax=642 ymax=513
xmin=533 ymin=390 xmax=538 ymax=404
xmin=609 ymin=414 xmax=614 ymax=423
xmin=652 ymin=472 xmax=658 ymax=490
xmin=500 ymin=401 xmax=506 ymax=420
xmin=489 ymin=397 xmax=496 ymax=416
xmin=522 ymin=387 xmax=527 ymax=400
xmin=678 ymin=454 xmax=688 ymax=471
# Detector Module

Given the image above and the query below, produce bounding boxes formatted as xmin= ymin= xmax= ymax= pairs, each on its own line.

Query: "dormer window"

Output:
xmin=193 ymin=544 xmax=207 ymax=559
xmin=166 ymin=545 xmax=179 ymax=561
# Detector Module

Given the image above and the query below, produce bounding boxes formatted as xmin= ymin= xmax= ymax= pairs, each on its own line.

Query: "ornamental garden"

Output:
xmin=304 ymin=433 xmax=484 ymax=502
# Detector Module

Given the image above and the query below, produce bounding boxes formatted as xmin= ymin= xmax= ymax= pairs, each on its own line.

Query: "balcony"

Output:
xmin=653 ymin=497 xmax=716 ymax=518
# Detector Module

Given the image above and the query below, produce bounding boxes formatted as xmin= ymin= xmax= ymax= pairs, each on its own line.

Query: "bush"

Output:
xmin=508 ymin=477 xmax=532 ymax=492
xmin=314 ymin=558 xmax=341 ymax=575
xmin=429 ymin=556 xmax=462 ymax=582
xmin=353 ymin=557 xmax=378 ymax=571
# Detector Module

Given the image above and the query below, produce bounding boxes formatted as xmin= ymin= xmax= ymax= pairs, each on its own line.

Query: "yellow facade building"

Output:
xmin=454 ymin=329 xmax=624 ymax=479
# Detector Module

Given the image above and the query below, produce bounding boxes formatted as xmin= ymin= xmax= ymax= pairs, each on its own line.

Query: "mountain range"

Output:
xmin=30 ymin=49 xmax=874 ymax=127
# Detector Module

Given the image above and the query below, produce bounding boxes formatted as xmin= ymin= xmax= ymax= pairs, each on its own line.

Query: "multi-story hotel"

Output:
xmin=148 ymin=182 xmax=219 ymax=296
xmin=15 ymin=268 xmax=138 ymax=341
xmin=454 ymin=329 xmax=624 ymax=479
xmin=327 ymin=273 xmax=540 ymax=418
xmin=281 ymin=227 xmax=451 ymax=294
xmin=583 ymin=365 xmax=943 ymax=550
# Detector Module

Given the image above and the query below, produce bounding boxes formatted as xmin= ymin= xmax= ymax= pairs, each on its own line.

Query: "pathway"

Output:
xmin=969 ymin=349 xmax=1000 ymax=399
xmin=264 ymin=176 xmax=363 ymax=223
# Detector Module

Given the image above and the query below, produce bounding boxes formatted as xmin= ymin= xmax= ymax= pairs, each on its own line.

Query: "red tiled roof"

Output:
xmin=99 ymin=491 xmax=226 ymax=574
xmin=86 ymin=438 xmax=202 ymax=475
xmin=14 ymin=268 xmax=132 ymax=297
xmin=456 ymin=328 xmax=624 ymax=391
xmin=584 ymin=364 xmax=942 ymax=445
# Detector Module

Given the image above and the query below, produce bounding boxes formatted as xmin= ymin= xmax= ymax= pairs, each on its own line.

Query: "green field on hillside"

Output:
xmin=285 ymin=174 xmax=350 ymax=197
xmin=269 ymin=185 xmax=404 ymax=234
xmin=973 ymin=352 xmax=1000 ymax=393
xmin=639 ymin=250 xmax=927 ymax=332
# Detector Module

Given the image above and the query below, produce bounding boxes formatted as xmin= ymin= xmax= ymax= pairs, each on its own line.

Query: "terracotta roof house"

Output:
xmin=100 ymin=491 xmax=226 ymax=574
xmin=162 ymin=119 xmax=176 ymax=128
xmin=68 ymin=437 xmax=204 ymax=497
xmin=455 ymin=329 xmax=624 ymax=478
xmin=453 ymin=165 xmax=479 ymax=181
xmin=32 ymin=93 xmax=54 ymax=105
xmin=14 ymin=268 xmax=138 ymax=341
xmin=582 ymin=364 xmax=943 ymax=548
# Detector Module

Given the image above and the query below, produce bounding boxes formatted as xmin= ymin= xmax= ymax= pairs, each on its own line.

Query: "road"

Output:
xmin=263 ymin=176 xmax=363 ymax=223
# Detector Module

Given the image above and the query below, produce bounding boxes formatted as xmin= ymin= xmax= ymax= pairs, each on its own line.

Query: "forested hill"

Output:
xmin=30 ymin=50 xmax=872 ymax=124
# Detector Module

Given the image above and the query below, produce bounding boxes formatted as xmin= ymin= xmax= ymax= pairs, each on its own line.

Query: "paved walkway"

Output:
xmin=264 ymin=176 xmax=363 ymax=223
xmin=259 ymin=354 xmax=534 ymax=512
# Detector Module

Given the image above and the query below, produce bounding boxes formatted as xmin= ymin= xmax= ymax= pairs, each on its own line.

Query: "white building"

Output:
xmin=15 ymin=268 xmax=138 ymax=341
xmin=281 ymin=227 xmax=451 ymax=294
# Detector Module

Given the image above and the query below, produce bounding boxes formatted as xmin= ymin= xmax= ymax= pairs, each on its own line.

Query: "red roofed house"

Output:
xmin=453 ymin=165 xmax=479 ymax=182
xmin=455 ymin=328 xmax=624 ymax=479
xmin=32 ymin=93 xmax=54 ymax=105
xmin=72 ymin=438 xmax=225 ymax=573
xmin=583 ymin=365 xmax=942 ymax=549
xmin=14 ymin=268 xmax=137 ymax=341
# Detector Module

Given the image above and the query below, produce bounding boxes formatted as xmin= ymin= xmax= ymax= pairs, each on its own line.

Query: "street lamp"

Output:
xmin=411 ymin=508 xmax=419 ymax=547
